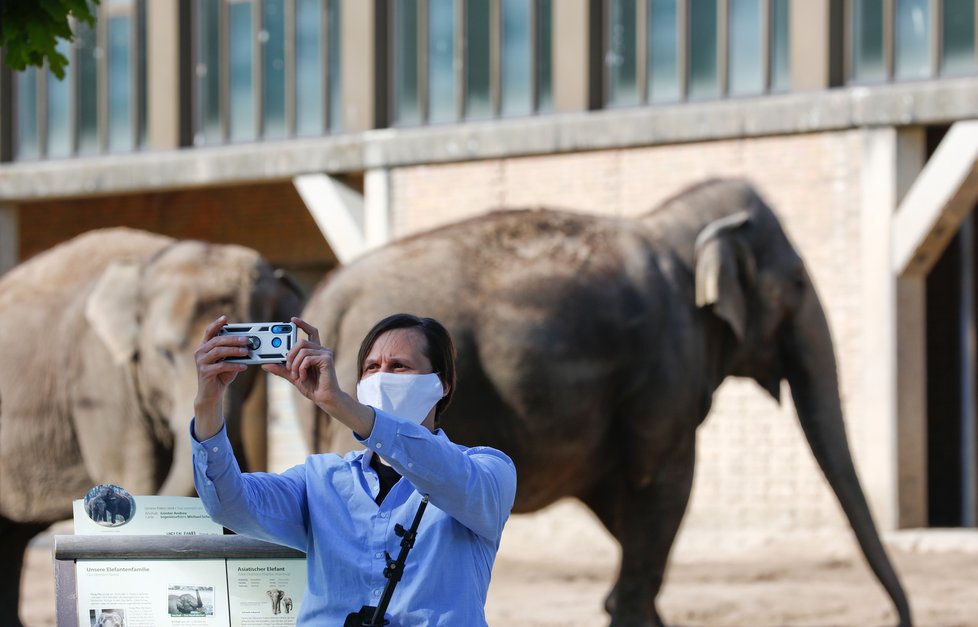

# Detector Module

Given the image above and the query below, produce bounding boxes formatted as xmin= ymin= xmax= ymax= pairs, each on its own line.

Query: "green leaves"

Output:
xmin=1 ymin=0 xmax=101 ymax=80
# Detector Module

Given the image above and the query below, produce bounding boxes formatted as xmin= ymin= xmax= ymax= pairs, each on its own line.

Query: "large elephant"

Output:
xmin=300 ymin=179 xmax=911 ymax=626
xmin=0 ymin=227 xmax=303 ymax=627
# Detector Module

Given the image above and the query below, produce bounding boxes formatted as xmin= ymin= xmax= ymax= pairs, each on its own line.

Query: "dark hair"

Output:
xmin=356 ymin=313 xmax=457 ymax=419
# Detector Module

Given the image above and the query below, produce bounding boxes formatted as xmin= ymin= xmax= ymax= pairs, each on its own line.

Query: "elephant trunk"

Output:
xmin=783 ymin=284 xmax=912 ymax=626
xmin=158 ymin=393 xmax=199 ymax=497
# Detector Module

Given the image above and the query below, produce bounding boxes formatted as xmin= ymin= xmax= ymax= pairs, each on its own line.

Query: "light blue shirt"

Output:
xmin=191 ymin=409 xmax=517 ymax=626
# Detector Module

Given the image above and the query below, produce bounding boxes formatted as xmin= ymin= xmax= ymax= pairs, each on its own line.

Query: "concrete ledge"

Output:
xmin=3 ymin=78 xmax=978 ymax=202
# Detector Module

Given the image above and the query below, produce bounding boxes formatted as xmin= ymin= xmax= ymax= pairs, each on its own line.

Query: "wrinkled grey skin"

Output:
xmin=301 ymin=179 xmax=911 ymax=626
xmin=168 ymin=590 xmax=203 ymax=615
xmin=0 ymin=228 xmax=302 ymax=627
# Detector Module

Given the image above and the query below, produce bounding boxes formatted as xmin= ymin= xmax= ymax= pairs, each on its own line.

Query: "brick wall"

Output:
xmin=390 ymin=130 xmax=871 ymax=539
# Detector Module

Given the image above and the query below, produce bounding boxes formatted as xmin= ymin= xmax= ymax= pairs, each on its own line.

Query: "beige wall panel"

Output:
xmin=389 ymin=131 xmax=879 ymax=542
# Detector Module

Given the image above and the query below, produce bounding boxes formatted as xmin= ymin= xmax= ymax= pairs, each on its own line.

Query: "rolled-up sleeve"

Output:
xmin=190 ymin=419 xmax=310 ymax=551
xmin=359 ymin=410 xmax=517 ymax=542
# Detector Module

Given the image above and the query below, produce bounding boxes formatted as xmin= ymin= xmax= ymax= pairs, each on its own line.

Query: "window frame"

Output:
xmin=602 ymin=0 xmax=789 ymax=108
xmin=388 ymin=0 xmax=552 ymax=127
xmin=845 ymin=0 xmax=978 ymax=84
xmin=191 ymin=0 xmax=340 ymax=146
xmin=9 ymin=0 xmax=148 ymax=161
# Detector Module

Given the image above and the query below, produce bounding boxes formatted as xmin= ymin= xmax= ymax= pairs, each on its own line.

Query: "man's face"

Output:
xmin=360 ymin=328 xmax=433 ymax=379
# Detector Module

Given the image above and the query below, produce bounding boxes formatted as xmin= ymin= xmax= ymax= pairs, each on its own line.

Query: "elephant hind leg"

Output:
xmin=581 ymin=442 xmax=696 ymax=627
xmin=0 ymin=516 xmax=48 ymax=627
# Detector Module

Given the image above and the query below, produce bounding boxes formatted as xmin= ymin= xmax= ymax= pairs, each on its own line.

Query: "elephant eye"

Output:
xmin=159 ymin=347 xmax=176 ymax=364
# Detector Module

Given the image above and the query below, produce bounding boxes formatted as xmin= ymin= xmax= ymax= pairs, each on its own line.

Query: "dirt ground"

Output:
xmin=21 ymin=499 xmax=978 ymax=626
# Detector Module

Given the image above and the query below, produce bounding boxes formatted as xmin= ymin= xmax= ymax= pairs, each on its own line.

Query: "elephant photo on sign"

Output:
xmin=301 ymin=179 xmax=912 ymax=626
xmin=0 ymin=228 xmax=303 ymax=627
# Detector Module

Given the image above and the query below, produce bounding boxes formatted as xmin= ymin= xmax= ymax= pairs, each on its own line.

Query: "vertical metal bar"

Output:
xmin=601 ymin=0 xmax=609 ymax=106
xmin=255 ymin=0 xmax=264 ymax=139
xmin=530 ymin=0 xmax=539 ymax=111
xmin=131 ymin=2 xmax=141 ymax=150
xmin=419 ymin=0 xmax=429 ymax=123
xmin=961 ymin=214 xmax=978 ymax=528
xmin=929 ymin=0 xmax=940 ymax=77
xmin=68 ymin=16 xmax=79 ymax=155
xmin=285 ymin=0 xmax=296 ymax=135
xmin=760 ymin=0 xmax=771 ymax=92
xmin=456 ymin=0 xmax=465 ymax=119
xmin=490 ymin=0 xmax=500 ymax=115
xmin=883 ymin=0 xmax=893 ymax=80
xmin=98 ymin=2 xmax=108 ymax=152
xmin=38 ymin=59 xmax=49 ymax=158
xmin=677 ymin=0 xmax=688 ymax=99
xmin=637 ymin=0 xmax=648 ymax=103
xmin=220 ymin=0 xmax=230 ymax=141
xmin=718 ymin=0 xmax=726 ymax=95
xmin=323 ymin=0 xmax=331 ymax=133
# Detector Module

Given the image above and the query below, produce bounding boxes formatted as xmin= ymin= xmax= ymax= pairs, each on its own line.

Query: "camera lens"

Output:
xmin=247 ymin=336 xmax=261 ymax=350
xmin=272 ymin=324 xmax=292 ymax=334
xmin=271 ymin=337 xmax=283 ymax=348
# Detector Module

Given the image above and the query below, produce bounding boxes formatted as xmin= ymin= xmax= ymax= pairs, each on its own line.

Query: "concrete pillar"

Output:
xmin=790 ymin=0 xmax=844 ymax=91
xmin=552 ymin=0 xmax=600 ymax=112
xmin=364 ymin=168 xmax=391 ymax=248
xmin=293 ymin=173 xmax=366 ymax=264
xmin=340 ymin=0 xmax=385 ymax=131
xmin=0 ymin=207 xmax=18 ymax=275
xmin=146 ymin=0 xmax=183 ymax=149
xmin=859 ymin=126 xmax=927 ymax=531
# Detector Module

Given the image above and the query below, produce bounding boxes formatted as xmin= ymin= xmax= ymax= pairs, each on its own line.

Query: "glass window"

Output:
xmin=769 ymin=0 xmax=790 ymax=91
xmin=728 ymin=0 xmax=762 ymax=95
xmin=107 ymin=13 xmax=133 ymax=152
xmin=229 ymin=0 xmax=256 ymax=142
xmin=262 ymin=0 xmax=287 ymax=138
xmin=327 ymin=0 xmax=342 ymax=131
xmin=196 ymin=0 xmax=222 ymax=145
xmin=607 ymin=0 xmax=639 ymax=106
xmin=296 ymin=0 xmax=324 ymax=135
xmin=501 ymin=0 xmax=533 ymax=116
xmin=852 ymin=0 xmax=885 ymax=82
xmin=75 ymin=18 xmax=100 ymax=155
xmin=942 ymin=0 xmax=976 ymax=75
xmin=648 ymin=0 xmax=679 ymax=103
xmin=688 ymin=0 xmax=718 ymax=99
xmin=894 ymin=0 xmax=930 ymax=79
xmin=428 ymin=0 xmax=456 ymax=123
xmin=47 ymin=40 xmax=73 ymax=158
xmin=16 ymin=69 xmax=39 ymax=160
xmin=465 ymin=0 xmax=492 ymax=119
xmin=393 ymin=0 xmax=421 ymax=125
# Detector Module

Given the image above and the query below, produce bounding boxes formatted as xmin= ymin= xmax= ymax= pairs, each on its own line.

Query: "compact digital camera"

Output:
xmin=219 ymin=322 xmax=297 ymax=365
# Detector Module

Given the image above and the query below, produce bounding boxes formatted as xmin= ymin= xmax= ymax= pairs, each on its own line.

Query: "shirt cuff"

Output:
xmin=357 ymin=407 xmax=401 ymax=454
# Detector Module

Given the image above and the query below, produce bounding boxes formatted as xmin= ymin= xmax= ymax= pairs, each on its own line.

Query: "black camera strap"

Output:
xmin=344 ymin=495 xmax=429 ymax=627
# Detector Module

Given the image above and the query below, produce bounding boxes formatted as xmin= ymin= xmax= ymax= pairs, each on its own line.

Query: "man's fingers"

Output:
xmin=203 ymin=315 xmax=228 ymax=341
xmin=292 ymin=317 xmax=321 ymax=344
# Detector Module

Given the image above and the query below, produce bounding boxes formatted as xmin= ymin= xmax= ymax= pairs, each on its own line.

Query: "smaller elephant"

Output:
xmin=87 ymin=498 xmax=107 ymax=523
xmin=267 ymin=588 xmax=285 ymax=614
xmin=95 ymin=610 xmax=124 ymax=627
xmin=283 ymin=597 xmax=293 ymax=614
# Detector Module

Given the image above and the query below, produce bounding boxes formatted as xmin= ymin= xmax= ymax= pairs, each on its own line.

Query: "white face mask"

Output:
xmin=356 ymin=372 xmax=445 ymax=425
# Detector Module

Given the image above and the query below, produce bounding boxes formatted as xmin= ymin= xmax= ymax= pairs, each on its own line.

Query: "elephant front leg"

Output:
xmin=586 ymin=444 xmax=696 ymax=627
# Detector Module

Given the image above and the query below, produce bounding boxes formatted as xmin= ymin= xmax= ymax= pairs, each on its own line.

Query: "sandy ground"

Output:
xmin=20 ymin=499 xmax=978 ymax=626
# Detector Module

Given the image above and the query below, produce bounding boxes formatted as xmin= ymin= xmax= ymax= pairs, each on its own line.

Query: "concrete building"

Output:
xmin=2 ymin=0 xmax=977 ymax=544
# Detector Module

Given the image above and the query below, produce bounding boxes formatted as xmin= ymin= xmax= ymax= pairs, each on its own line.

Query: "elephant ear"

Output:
xmin=694 ymin=211 xmax=754 ymax=341
xmin=85 ymin=261 xmax=141 ymax=365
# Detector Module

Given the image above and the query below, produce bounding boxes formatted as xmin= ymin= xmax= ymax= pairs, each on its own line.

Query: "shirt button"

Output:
xmin=408 ymin=463 xmax=414 ymax=469
xmin=375 ymin=442 xmax=383 ymax=449
xmin=206 ymin=480 xmax=212 ymax=485
xmin=212 ymin=447 xmax=219 ymax=453
xmin=375 ymin=552 xmax=383 ymax=559
xmin=373 ymin=589 xmax=381 ymax=597
xmin=379 ymin=512 xmax=388 ymax=519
